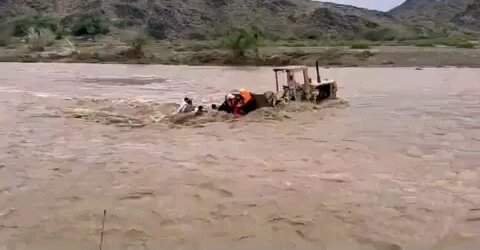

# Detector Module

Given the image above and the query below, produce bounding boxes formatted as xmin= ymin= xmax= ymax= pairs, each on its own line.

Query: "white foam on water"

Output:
xmin=0 ymin=86 xmax=72 ymax=99
xmin=141 ymin=82 xmax=172 ymax=90
xmin=130 ymin=74 xmax=163 ymax=79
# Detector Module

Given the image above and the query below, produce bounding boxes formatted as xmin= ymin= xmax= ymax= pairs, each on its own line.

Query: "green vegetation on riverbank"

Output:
xmin=0 ymin=14 xmax=479 ymax=67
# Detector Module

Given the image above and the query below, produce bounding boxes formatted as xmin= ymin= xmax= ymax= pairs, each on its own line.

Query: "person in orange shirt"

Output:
xmin=213 ymin=89 xmax=260 ymax=116
xmin=239 ymin=88 xmax=257 ymax=115
xmin=215 ymin=93 xmax=242 ymax=116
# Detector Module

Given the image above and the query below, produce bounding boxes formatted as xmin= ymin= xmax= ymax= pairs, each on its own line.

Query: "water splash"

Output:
xmin=64 ymin=97 xmax=349 ymax=128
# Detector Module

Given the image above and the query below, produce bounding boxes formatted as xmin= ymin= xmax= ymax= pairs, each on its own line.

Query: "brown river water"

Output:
xmin=0 ymin=63 xmax=479 ymax=250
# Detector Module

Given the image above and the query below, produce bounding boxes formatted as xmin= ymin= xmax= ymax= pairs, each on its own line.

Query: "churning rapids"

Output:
xmin=0 ymin=63 xmax=479 ymax=250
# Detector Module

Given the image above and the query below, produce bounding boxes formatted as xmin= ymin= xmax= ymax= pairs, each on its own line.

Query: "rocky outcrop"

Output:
xmin=0 ymin=0 xmax=409 ymax=39
xmin=389 ymin=0 xmax=478 ymax=30
xmin=452 ymin=0 xmax=480 ymax=30
xmin=390 ymin=0 xmax=476 ymax=21
xmin=307 ymin=7 xmax=378 ymax=34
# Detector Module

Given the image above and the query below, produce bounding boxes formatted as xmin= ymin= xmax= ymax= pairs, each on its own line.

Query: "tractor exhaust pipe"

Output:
xmin=316 ymin=60 xmax=321 ymax=83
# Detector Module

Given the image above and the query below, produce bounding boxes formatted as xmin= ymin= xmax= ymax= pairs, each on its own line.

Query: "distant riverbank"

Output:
xmin=1 ymin=38 xmax=480 ymax=67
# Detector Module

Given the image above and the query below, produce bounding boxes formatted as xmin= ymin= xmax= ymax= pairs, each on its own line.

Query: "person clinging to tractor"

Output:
xmin=285 ymin=74 xmax=303 ymax=101
xmin=239 ymin=88 xmax=257 ymax=115
xmin=176 ymin=97 xmax=205 ymax=116
xmin=287 ymin=74 xmax=301 ymax=89
xmin=213 ymin=89 xmax=258 ymax=116
xmin=215 ymin=93 xmax=242 ymax=116
xmin=176 ymin=97 xmax=195 ymax=114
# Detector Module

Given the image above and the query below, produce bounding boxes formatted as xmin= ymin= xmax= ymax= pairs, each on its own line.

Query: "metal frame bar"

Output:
xmin=275 ymin=72 xmax=279 ymax=92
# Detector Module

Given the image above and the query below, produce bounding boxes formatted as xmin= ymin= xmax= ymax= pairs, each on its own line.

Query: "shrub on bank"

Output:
xmin=70 ymin=12 xmax=110 ymax=36
xmin=415 ymin=32 xmax=475 ymax=48
xmin=354 ymin=50 xmax=375 ymax=60
xmin=456 ymin=42 xmax=475 ymax=48
xmin=221 ymin=27 xmax=261 ymax=58
xmin=120 ymin=30 xmax=148 ymax=58
xmin=12 ymin=15 xmax=58 ymax=37
xmin=299 ymin=30 xmax=320 ymax=40
xmin=188 ymin=32 xmax=207 ymax=40
xmin=317 ymin=48 xmax=343 ymax=65
xmin=413 ymin=31 xmax=471 ymax=47
xmin=146 ymin=18 xmax=166 ymax=40
xmin=416 ymin=40 xmax=435 ymax=47
xmin=364 ymin=28 xmax=396 ymax=41
xmin=0 ymin=23 xmax=13 ymax=47
xmin=321 ymin=48 xmax=343 ymax=60
xmin=445 ymin=32 xmax=470 ymax=43
xmin=27 ymin=27 xmax=55 ymax=51
xmin=437 ymin=38 xmax=465 ymax=47
xmin=351 ymin=42 xmax=371 ymax=49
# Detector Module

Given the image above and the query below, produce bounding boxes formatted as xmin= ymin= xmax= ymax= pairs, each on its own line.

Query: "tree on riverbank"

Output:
xmin=222 ymin=27 xmax=262 ymax=59
xmin=0 ymin=24 xmax=13 ymax=47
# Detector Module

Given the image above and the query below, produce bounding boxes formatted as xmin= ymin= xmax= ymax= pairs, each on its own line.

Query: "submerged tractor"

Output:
xmin=253 ymin=61 xmax=337 ymax=109
xmin=205 ymin=62 xmax=339 ymax=116
xmin=272 ymin=62 xmax=337 ymax=105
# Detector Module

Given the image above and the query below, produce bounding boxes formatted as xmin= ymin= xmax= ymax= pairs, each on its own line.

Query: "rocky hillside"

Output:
xmin=452 ymin=0 xmax=480 ymax=30
xmin=0 ymin=0 xmax=407 ymax=39
xmin=390 ymin=0 xmax=479 ymax=31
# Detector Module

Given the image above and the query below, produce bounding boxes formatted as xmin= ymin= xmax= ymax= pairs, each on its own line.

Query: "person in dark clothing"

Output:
xmin=238 ymin=88 xmax=257 ymax=115
xmin=214 ymin=93 xmax=242 ymax=116
xmin=240 ymin=95 xmax=257 ymax=114
xmin=214 ymin=90 xmax=275 ymax=116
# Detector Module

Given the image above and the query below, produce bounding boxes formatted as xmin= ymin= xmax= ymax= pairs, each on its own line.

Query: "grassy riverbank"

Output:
xmin=2 ymin=37 xmax=480 ymax=67
xmin=1 ymin=14 xmax=479 ymax=67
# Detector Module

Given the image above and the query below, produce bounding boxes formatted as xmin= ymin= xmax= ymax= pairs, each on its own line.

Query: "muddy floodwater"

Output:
xmin=0 ymin=63 xmax=479 ymax=250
